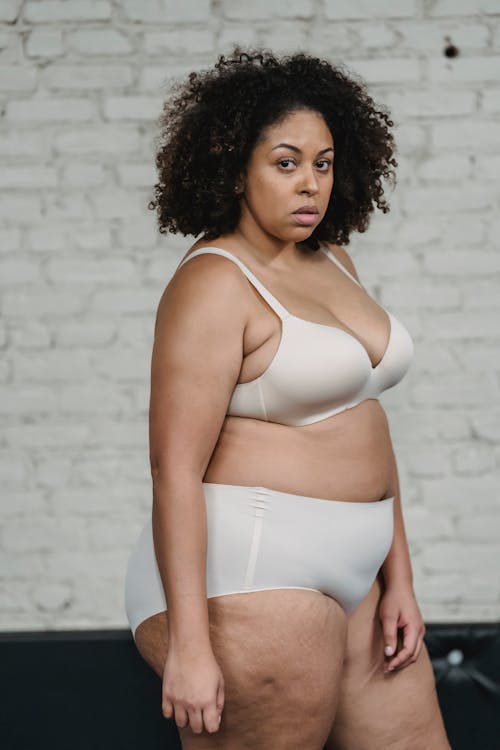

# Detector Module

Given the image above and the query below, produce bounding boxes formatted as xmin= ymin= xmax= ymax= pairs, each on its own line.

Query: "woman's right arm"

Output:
xmin=149 ymin=254 xmax=248 ymax=651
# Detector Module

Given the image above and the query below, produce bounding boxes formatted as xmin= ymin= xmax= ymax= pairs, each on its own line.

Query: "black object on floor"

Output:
xmin=1 ymin=622 xmax=499 ymax=750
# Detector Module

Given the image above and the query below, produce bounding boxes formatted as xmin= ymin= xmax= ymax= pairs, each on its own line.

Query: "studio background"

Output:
xmin=1 ymin=0 xmax=499 ymax=633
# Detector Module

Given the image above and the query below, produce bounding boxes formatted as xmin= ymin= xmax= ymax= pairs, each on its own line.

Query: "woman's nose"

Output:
xmin=299 ymin=167 xmax=319 ymax=194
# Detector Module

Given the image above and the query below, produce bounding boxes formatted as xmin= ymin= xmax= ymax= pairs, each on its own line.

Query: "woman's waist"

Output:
xmin=205 ymin=407 xmax=394 ymax=503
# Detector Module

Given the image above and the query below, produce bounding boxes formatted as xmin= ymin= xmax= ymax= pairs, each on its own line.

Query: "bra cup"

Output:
xmin=261 ymin=318 xmax=371 ymax=424
xmin=227 ymin=318 xmax=373 ymax=426
xmin=372 ymin=314 xmax=415 ymax=391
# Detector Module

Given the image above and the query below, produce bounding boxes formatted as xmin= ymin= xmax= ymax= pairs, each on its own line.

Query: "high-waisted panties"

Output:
xmin=124 ymin=482 xmax=394 ymax=638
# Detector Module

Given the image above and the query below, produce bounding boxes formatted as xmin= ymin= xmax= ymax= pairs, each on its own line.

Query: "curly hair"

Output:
xmin=149 ymin=46 xmax=398 ymax=249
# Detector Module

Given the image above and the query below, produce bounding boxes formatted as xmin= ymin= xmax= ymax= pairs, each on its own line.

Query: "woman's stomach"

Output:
xmin=203 ymin=398 xmax=394 ymax=503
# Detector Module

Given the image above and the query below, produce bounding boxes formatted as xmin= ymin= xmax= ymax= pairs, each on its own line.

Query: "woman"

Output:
xmin=124 ymin=48 xmax=451 ymax=749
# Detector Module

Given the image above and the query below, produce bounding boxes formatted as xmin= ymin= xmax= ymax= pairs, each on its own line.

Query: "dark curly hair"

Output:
xmin=148 ymin=46 xmax=398 ymax=250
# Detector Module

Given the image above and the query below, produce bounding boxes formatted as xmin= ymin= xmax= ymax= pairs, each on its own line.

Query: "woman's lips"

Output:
xmin=292 ymin=212 xmax=320 ymax=226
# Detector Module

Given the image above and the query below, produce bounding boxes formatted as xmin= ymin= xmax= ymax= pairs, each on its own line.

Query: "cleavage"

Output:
xmin=239 ymin=286 xmax=391 ymax=385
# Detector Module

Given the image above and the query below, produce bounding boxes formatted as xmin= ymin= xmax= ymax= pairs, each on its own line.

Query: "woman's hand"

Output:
xmin=378 ymin=582 xmax=426 ymax=674
xmin=162 ymin=645 xmax=225 ymax=735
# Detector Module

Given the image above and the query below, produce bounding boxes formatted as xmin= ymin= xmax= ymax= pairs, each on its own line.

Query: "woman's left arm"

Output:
xmin=324 ymin=242 xmax=427 ymax=673
xmin=380 ymin=452 xmax=426 ymax=673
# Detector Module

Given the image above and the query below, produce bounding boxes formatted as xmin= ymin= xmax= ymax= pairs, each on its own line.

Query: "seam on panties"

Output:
xmin=244 ymin=489 xmax=270 ymax=588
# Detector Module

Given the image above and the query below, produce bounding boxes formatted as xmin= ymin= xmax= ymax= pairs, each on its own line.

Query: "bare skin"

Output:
xmin=136 ymin=110 xmax=451 ymax=748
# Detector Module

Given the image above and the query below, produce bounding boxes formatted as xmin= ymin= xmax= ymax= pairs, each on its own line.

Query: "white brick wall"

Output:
xmin=1 ymin=1 xmax=499 ymax=631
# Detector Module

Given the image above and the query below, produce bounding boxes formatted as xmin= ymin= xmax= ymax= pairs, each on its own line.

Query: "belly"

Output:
xmin=204 ymin=398 xmax=394 ymax=503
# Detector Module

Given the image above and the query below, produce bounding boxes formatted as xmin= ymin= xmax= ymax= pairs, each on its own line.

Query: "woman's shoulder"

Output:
xmin=321 ymin=241 xmax=362 ymax=284
xmin=158 ymin=238 xmax=251 ymax=325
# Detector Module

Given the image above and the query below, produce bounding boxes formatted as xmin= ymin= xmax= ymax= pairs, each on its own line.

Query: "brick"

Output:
xmin=0 ymin=551 xmax=44 ymax=578
xmin=12 ymin=351 xmax=93 ymax=382
xmin=25 ymin=29 xmax=64 ymax=58
xmin=259 ymin=21 xmax=310 ymax=52
xmin=0 ymin=258 xmax=41 ymax=283
xmin=55 ymin=319 xmax=115 ymax=347
xmin=91 ymin=288 xmax=155 ymax=314
xmin=0 ymin=131 xmax=46 ymax=158
xmin=61 ymin=163 xmax=106 ymax=188
xmin=471 ymin=412 xmax=500 ymax=442
xmin=103 ymin=95 xmax=162 ymax=120
xmin=324 ymin=0 xmax=416 ymax=20
xmin=32 ymin=583 xmax=74 ymax=613
xmin=92 ymin=347 xmax=150 ymax=381
xmin=417 ymin=154 xmax=472 ymax=180
xmin=422 ymin=543 xmax=498 ymax=573
xmin=117 ymin=163 xmax=156 ymax=187
xmin=143 ymin=29 xmax=213 ymax=56
xmin=428 ymin=56 xmax=500 ymax=83
xmin=138 ymin=63 xmax=192 ymax=92
xmin=27 ymin=226 xmax=67 ymax=252
xmin=2 ymin=422 xmax=89 ymax=452
xmin=24 ymin=1 xmax=111 ymax=23
xmin=55 ymin=125 xmax=140 ymax=155
xmin=47 ymin=256 xmax=136 ymax=283
xmin=122 ymin=0 xmax=210 ymax=23
xmin=432 ymin=119 xmax=500 ymax=149
xmin=0 ymin=166 xmax=57 ymax=189
xmin=0 ymin=0 xmax=22 ymax=22
xmin=462 ymin=279 xmax=500 ymax=308
xmin=73 ymin=225 xmax=112 ymax=250
xmin=6 ymin=97 xmax=94 ymax=121
xmin=381 ymin=280 xmax=460 ymax=310
xmin=482 ymin=87 xmax=500 ymax=113
xmin=10 ymin=320 xmax=51 ymax=349
xmin=396 ymin=21 xmax=489 ymax=51
xmin=356 ymin=23 xmax=398 ymax=48
xmin=4 ymin=518 xmax=87 ymax=552
xmin=430 ymin=0 xmax=500 ymax=16
xmin=44 ymin=550 xmax=127 ymax=579
xmin=57 ymin=384 xmax=133 ymax=414
xmin=0 ymin=489 xmax=47 ymax=515
xmin=3 ymin=289 xmax=84 ymax=316
xmin=0 ymin=65 xmax=37 ymax=91
xmin=0 ymin=194 xmax=42 ymax=222
xmin=414 ymin=372 xmax=497 ymax=406
xmin=0 ymin=228 xmax=21 ymax=252
xmin=402 ymin=185 xmax=493 ymax=214
xmin=343 ymin=57 xmax=420 ymax=84
xmin=452 ymin=444 xmax=495 ymax=475
xmin=67 ymin=29 xmax=132 ymax=55
xmin=40 ymin=64 xmax=132 ymax=90
xmin=89 ymin=189 xmax=151 ymax=219
xmin=218 ymin=25 xmax=260 ymax=50
xmin=423 ymin=250 xmax=500 ymax=275
xmin=385 ymin=89 xmax=476 ymax=118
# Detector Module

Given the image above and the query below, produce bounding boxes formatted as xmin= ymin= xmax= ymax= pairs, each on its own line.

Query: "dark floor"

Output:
xmin=1 ymin=622 xmax=499 ymax=750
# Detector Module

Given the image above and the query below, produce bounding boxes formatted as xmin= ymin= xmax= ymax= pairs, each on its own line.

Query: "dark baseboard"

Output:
xmin=1 ymin=622 xmax=499 ymax=750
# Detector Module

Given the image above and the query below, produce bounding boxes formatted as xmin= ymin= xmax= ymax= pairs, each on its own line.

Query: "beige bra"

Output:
xmin=177 ymin=244 xmax=414 ymax=426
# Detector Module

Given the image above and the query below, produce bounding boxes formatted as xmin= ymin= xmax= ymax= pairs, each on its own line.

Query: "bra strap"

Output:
xmin=319 ymin=243 xmax=362 ymax=288
xmin=177 ymin=247 xmax=290 ymax=319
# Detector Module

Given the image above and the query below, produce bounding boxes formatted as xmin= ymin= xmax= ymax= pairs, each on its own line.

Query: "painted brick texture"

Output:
xmin=1 ymin=1 xmax=499 ymax=631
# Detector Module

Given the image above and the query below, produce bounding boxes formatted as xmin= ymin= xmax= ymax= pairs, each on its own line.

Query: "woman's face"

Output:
xmin=238 ymin=109 xmax=334 ymax=245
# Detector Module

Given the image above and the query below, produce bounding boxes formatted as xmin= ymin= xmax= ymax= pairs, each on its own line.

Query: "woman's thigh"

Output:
xmin=135 ymin=588 xmax=348 ymax=750
xmin=324 ymin=572 xmax=451 ymax=750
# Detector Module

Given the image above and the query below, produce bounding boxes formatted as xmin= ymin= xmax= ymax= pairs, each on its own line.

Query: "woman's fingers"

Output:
xmin=203 ymin=705 xmax=223 ymax=734
xmin=173 ymin=704 xmax=189 ymax=728
xmin=187 ymin=706 xmax=204 ymax=734
xmin=384 ymin=625 xmax=420 ymax=673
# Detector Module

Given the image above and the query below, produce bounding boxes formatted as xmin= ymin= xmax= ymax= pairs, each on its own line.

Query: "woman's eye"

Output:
xmin=278 ymin=159 xmax=332 ymax=171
